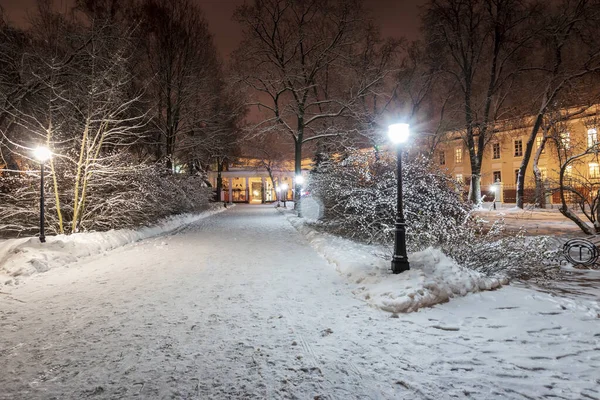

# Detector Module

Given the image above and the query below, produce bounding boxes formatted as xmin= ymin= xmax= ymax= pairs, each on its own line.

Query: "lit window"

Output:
xmin=539 ymin=167 xmax=547 ymax=181
xmin=456 ymin=174 xmax=464 ymax=184
xmin=560 ymin=132 xmax=571 ymax=149
xmin=455 ymin=148 xmax=463 ymax=164
xmin=492 ymin=143 xmax=500 ymax=159
xmin=588 ymin=128 xmax=598 ymax=148
xmin=493 ymin=171 xmax=501 ymax=183
xmin=590 ymin=163 xmax=600 ymax=179
xmin=565 ymin=165 xmax=572 ymax=179
xmin=514 ymin=140 xmax=523 ymax=157
xmin=536 ymin=136 xmax=545 ymax=153
xmin=439 ymin=151 xmax=446 ymax=166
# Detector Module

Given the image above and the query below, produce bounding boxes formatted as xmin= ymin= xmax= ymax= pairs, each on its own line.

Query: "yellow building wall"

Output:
xmin=434 ymin=115 xmax=600 ymax=202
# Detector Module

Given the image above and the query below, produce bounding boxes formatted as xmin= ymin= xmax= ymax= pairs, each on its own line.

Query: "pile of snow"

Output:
xmin=0 ymin=204 xmax=230 ymax=286
xmin=286 ymin=213 xmax=506 ymax=313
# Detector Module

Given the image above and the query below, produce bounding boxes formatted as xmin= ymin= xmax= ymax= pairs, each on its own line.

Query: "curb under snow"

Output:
xmin=0 ymin=204 xmax=232 ymax=286
xmin=283 ymin=211 xmax=506 ymax=313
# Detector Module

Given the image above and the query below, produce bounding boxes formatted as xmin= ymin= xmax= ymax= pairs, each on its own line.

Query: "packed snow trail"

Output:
xmin=0 ymin=205 xmax=598 ymax=399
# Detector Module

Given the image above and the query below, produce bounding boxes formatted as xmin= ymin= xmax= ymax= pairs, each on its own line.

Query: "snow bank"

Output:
xmin=285 ymin=213 xmax=506 ymax=313
xmin=0 ymin=204 xmax=231 ymax=285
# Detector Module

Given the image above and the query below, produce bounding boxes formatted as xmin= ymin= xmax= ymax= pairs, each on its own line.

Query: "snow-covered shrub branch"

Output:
xmin=307 ymin=149 xmax=560 ymax=280
xmin=0 ymin=154 xmax=212 ymax=237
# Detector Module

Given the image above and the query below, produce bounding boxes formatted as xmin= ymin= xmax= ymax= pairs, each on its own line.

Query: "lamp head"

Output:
xmin=295 ymin=175 xmax=304 ymax=185
xmin=388 ymin=123 xmax=410 ymax=144
xmin=281 ymin=183 xmax=289 ymax=190
xmin=33 ymin=146 xmax=52 ymax=162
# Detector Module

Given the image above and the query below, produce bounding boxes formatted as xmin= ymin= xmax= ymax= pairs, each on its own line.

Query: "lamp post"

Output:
xmin=33 ymin=146 xmax=52 ymax=243
xmin=388 ymin=123 xmax=410 ymax=274
xmin=490 ymin=185 xmax=497 ymax=210
xmin=281 ymin=183 xmax=289 ymax=208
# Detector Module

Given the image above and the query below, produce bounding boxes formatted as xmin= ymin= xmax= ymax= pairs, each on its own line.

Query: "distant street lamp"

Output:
xmin=388 ymin=123 xmax=410 ymax=274
xmin=490 ymin=185 xmax=497 ymax=210
xmin=281 ymin=183 xmax=289 ymax=208
xmin=33 ymin=146 xmax=52 ymax=243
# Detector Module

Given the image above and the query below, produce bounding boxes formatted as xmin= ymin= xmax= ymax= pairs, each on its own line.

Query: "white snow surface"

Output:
xmin=0 ymin=205 xmax=598 ymax=399
xmin=0 ymin=204 xmax=229 ymax=285
xmin=286 ymin=213 xmax=506 ymax=313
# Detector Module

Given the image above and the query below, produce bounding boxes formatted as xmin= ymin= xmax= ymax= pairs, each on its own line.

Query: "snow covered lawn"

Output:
xmin=473 ymin=206 xmax=590 ymax=236
xmin=0 ymin=205 xmax=598 ymax=399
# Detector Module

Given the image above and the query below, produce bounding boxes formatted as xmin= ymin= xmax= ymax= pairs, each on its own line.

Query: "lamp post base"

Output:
xmin=391 ymin=257 xmax=409 ymax=274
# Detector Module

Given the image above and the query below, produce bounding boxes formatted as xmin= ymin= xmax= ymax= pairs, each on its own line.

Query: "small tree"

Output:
xmin=554 ymin=113 xmax=600 ymax=234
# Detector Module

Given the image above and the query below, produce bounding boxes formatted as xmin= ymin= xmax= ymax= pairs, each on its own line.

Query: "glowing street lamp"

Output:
xmin=388 ymin=123 xmax=410 ymax=273
xmin=281 ymin=183 xmax=289 ymax=208
xmin=490 ymin=185 xmax=497 ymax=210
xmin=33 ymin=146 xmax=52 ymax=243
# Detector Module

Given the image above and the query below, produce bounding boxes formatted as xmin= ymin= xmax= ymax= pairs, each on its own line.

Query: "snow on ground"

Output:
xmin=474 ymin=206 xmax=590 ymax=236
xmin=0 ymin=205 xmax=598 ymax=399
xmin=0 ymin=204 xmax=230 ymax=286
xmin=285 ymin=213 xmax=505 ymax=313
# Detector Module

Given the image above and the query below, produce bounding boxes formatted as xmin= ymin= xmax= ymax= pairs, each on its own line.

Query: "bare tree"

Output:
xmin=232 ymin=0 xmax=394 ymax=216
xmin=424 ymin=0 xmax=537 ymax=203
xmin=3 ymin=6 xmax=146 ymax=233
xmin=137 ymin=0 xmax=222 ymax=172
xmin=515 ymin=0 xmax=600 ymax=208
xmin=552 ymin=117 xmax=600 ymax=234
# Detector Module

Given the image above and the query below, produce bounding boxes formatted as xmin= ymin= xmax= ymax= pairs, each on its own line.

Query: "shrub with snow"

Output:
xmin=308 ymin=149 xmax=560 ymax=280
xmin=0 ymin=155 xmax=212 ymax=237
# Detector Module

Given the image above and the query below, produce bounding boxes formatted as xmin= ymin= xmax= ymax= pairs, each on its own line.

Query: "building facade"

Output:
xmin=207 ymin=157 xmax=313 ymax=203
xmin=434 ymin=107 xmax=600 ymax=205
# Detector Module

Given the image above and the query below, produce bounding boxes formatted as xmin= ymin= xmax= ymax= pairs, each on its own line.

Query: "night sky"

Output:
xmin=1 ymin=0 xmax=426 ymax=58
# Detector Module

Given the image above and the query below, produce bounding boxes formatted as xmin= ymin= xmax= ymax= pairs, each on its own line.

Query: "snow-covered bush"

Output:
xmin=0 ymin=157 xmax=212 ymax=237
xmin=308 ymin=150 xmax=469 ymax=249
xmin=307 ymin=149 xmax=560 ymax=280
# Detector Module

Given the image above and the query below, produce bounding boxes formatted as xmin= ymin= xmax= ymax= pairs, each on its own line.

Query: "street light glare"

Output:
xmin=33 ymin=146 xmax=52 ymax=162
xmin=295 ymin=175 xmax=304 ymax=185
xmin=281 ymin=183 xmax=289 ymax=190
xmin=388 ymin=123 xmax=410 ymax=144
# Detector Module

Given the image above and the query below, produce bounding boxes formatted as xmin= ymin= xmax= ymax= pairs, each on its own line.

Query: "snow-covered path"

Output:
xmin=1 ymin=205 xmax=598 ymax=399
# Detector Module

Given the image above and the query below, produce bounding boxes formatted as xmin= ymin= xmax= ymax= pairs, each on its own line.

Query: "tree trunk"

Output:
xmin=294 ymin=139 xmax=302 ymax=218
xmin=558 ymin=163 xmax=594 ymax=235
xmin=468 ymin=145 xmax=482 ymax=204
xmin=517 ymin=113 xmax=544 ymax=208
xmin=532 ymin=135 xmax=546 ymax=208
xmin=215 ymin=158 xmax=223 ymax=202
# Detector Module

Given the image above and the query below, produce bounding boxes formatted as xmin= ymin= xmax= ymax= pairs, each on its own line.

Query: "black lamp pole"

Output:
xmin=391 ymin=144 xmax=409 ymax=273
xmin=39 ymin=161 xmax=46 ymax=243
